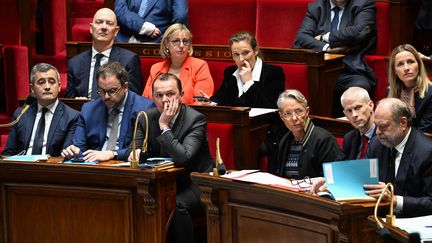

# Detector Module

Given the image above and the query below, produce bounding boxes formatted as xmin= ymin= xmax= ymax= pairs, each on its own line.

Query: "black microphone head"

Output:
xmin=217 ymin=163 xmax=226 ymax=175
xmin=25 ymin=93 xmax=37 ymax=105
xmin=409 ymin=233 xmax=421 ymax=243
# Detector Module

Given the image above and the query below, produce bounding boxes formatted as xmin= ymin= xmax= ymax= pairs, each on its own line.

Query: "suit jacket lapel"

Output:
xmin=118 ymin=92 xmax=133 ymax=148
xmin=172 ymin=105 xmax=186 ymax=138
xmin=82 ymin=50 xmax=92 ymax=95
xmin=46 ymin=102 xmax=64 ymax=153
xmin=24 ymin=104 xmax=38 ymax=149
xmin=395 ymin=130 xmax=416 ymax=193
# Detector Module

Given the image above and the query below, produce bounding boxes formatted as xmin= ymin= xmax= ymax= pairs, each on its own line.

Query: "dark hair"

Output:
xmin=152 ymin=73 xmax=183 ymax=93
xmin=30 ymin=63 xmax=60 ymax=84
xmin=96 ymin=61 xmax=128 ymax=85
xmin=229 ymin=31 xmax=263 ymax=59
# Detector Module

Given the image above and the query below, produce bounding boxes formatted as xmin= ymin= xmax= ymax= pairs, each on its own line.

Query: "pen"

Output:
xmin=426 ymin=225 xmax=432 ymax=228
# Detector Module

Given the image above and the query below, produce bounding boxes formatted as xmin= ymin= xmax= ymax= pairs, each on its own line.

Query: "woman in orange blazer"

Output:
xmin=142 ymin=23 xmax=214 ymax=104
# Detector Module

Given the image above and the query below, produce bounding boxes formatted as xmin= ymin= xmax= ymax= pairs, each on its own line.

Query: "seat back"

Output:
xmin=207 ymin=123 xmax=235 ymax=170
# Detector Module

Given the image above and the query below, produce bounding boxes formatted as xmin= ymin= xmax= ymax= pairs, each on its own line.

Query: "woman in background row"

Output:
xmin=270 ymin=89 xmax=341 ymax=179
xmin=388 ymin=44 xmax=432 ymax=134
xmin=199 ymin=31 xmax=285 ymax=108
xmin=142 ymin=23 xmax=214 ymax=104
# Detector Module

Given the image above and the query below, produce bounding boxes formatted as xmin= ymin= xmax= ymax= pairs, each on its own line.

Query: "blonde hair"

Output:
xmin=160 ymin=23 xmax=193 ymax=59
xmin=388 ymin=44 xmax=431 ymax=98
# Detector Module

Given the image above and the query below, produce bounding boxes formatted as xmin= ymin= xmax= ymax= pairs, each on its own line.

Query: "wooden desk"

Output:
xmin=192 ymin=173 xmax=383 ymax=243
xmin=0 ymin=158 xmax=181 ymax=243
xmin=66 ymin=41 xmax=344 ymax=117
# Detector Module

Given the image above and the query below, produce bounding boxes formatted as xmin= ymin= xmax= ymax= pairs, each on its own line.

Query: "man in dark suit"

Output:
xmin=127 ymin=73 xmax=213 ymax=243
xmin=62 ymin=62 xmax=154 ymax=162
xmin=293 ymin=0 xmax=377 ymax=117
xmin=3 ymin=63 xmax=79 ymax=156
xmin=364 ymin=98 xmax=432 ymax=217
xmin=114 ymin=0 xmax=188 ymax=43
xmin=340 ymin=87 xmax=375 ymax=160
xmin=66 ymin=8 xmax=143 ymax=99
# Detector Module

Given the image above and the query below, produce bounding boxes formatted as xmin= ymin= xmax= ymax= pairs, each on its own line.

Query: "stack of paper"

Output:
xmin=394 ymin=215 xmax=432 ymax=241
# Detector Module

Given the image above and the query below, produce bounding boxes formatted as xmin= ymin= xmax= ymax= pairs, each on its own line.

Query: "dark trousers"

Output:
xmin=167 ymin=182 xmax=202 ymax=243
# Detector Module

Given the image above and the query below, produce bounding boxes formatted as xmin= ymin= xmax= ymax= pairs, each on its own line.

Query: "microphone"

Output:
xmin=0 ymin=93 xmax=36 ymax=128
xmin=131 ymin=111 xmax=149 ymax=168
xmin=213 ymin=138 xmax=226 ymax=176
xmin=373 ymin=182 xmax=396 ymax=236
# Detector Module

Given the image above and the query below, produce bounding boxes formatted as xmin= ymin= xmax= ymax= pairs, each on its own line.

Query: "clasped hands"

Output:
xmin=61 ymin=145 xmax=116 ymax=162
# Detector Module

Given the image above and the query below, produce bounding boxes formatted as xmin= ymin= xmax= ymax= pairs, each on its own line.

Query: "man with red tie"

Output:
xmin=340 ymin=87 xmax=375 ymax=160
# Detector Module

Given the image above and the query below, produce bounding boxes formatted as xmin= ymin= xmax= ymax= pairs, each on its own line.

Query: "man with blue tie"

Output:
xmin=62 ymin=62 xmax=154 ymax=162
xmin=2 ymin=63 xmax=79 ymax=156
xmin=114 ymin=0 xmax=188 ymax=43
xmin=66 ymin=8 xmax=144 ymax=98
xmin=293 ymin=0 xmax=377 ymax=117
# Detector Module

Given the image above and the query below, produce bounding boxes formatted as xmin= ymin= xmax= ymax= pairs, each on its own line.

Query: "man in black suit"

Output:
xmin=293 ymin=0 xmax=377 ymax=117
xmin=66 ymin=8 xmax=143 ymax=99
xmin=340 ymin=87 xmax=375 ymax=160
xmin=127 ymin=73 xmax=213 ymax=243
xmin=364 ymin=98 xmax=432 ymax=217
xmin=3 ymin=63 xmax=79 ymax=156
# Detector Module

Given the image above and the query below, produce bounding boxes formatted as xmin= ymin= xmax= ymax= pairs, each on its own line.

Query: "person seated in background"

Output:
xmin=388 ymin=44 xmax=432 ymax=134
xmin=62 ymin=62 xmax=154 ymax=162
xmin=142 ymin=23 xmax=214 ymax=105
xmin=114 ymin=0 xmax=188 ymax=43
xmin=269 ymin=89 xmax=341 ymax=179
xmin=293 ymin=0 xmax=377 ymax=117
xmin=312 ymin=98 xmax=432 ymax=217
xmin=67 ymin=8 xmax=144 ymax=99
xmin=199 ymin=31 xmax=285 ymax=109
xmin=3 ymin=63 xmax=79 ymax=157
xmin=340 ymin=87 xmax=375 ymax=160
xmin=128 ymin=73 xmax=213 ymax=243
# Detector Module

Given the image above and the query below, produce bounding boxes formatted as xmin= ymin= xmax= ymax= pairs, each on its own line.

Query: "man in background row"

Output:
xmin=67 ymin=8 xmax=143 ymax=99
xmin=3 ymin=63 xmax=79 ymax=156
xmin=62 ymin=62 xmax=154 ymax=162
xmin=340 ymin=87 xmax=375 ymax=160
xmin=115 ymin=0 xmax=188 ymax=43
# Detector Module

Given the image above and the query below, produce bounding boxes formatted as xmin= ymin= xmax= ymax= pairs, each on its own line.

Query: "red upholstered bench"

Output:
xmin=69 ymin=0 xmax=104 ymax=41
xmin=207 ymin=123 xmax=235 ymax=170
xmin=189 ymin=0 xmax=257 ymax=45
xmin=256 ymin=0 xmax=313 ymax=48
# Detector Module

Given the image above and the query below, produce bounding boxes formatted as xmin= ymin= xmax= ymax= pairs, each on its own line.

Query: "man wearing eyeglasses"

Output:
xmin=127 ymin=73 xmax=213 ymax=243
xmin=66 ymin=8 xmax=144 ymax=99
xmin=340 ymin=87 xmax=376 ymax=160
xmin=61 ymin=62 xmax=154 ymax=162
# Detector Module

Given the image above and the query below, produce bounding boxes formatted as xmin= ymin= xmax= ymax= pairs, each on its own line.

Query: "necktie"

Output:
xmin=331 ymin=6 xmax=340 ymax=32
xmin=359 ymin=135 xmax=369 ymax=159
xmin=32 ymin=107 xmax=49 ymax=155
xmin=106 ymin=108 xmax=120 ymax=151
xmin=387 ymin=148 xmax=398 ymax=183
xmin=138 ymin=0 xmax=148 ymax=17
xmin=91 ymin=53 xmax=104 ymax=99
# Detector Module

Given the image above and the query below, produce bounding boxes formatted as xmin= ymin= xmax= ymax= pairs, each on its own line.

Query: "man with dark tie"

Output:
xmin=66 ymin=8 xmax=144 ymax=99
xmin=2 ymin=63 xmax=79 ymax=156
xmin=340 ymin=87 xmax=375 ymax=160
xmin=293 ymin=0 xmax=377 ymax=117
xmin=364 ymin=98 xmax=432 ymax=217
xmin=127 ymin=73 xmax=213 ymax=243
xmin=61 ymin=62 xmax=154 ymax=162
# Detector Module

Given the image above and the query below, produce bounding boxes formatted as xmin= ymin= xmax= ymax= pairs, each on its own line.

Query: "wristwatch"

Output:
xmin=112 ymin=151 xmax=118 ymax=160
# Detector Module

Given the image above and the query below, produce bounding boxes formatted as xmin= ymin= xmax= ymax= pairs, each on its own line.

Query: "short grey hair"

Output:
xmin=277 ymin=89 xmax=308 ymax=110
xmin=340 ymin=87 xmax=371 ymax=108
xmin=30 ymin=63 xmax=60 ymax=84
xmin=378 ymin=98 xmax=412 ymax=126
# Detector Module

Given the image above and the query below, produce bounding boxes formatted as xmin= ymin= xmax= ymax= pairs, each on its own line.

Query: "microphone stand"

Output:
xmin=373 ymin=183 xmax=395 ymax=239
xmin=131 ymin=111 xmax=149 ymax=168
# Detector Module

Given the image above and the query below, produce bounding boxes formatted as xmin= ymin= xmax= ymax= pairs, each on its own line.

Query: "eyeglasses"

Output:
xmin=289 ymin=177 xmax=312 ymax=188
xmin=343 ymin=104 xmax=364 ymax=115
xmin=169 ymin=39 xmax=191 ymax=47
xmin=280 ymin=109 xmax=306 ymax=119
xmin=97 ymin=85 xmax=124 ymax=96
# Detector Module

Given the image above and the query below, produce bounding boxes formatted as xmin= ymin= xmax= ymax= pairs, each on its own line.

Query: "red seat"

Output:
xmin=256 ymin=0 xmax=313 ymax=48
xmin=207 ymin=123 xmax=235 ymax=170
xmin=189 ymin=0 xmax=256 ymax=45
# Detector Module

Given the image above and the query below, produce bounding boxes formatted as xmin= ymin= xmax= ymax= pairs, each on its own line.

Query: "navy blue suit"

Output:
xmin=115 ymin=0 xmax=188 ymax=43
xmin=66 ymin=46 xmax=144 ymax=98
xmin=413 ymin=84 xmax=432 ymax=133
xmin=367 ymin=128 xmax=432 ymax=217
xmin=72 ymin=91 xmax=154 ymax=161
xmin=3 ymin=101 xmax=79 ymax=157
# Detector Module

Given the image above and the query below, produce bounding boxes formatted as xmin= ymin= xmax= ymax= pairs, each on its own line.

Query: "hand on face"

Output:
xmin=239 ymin=60 xmax=253 ymax=84
xmin=159 ymin=97 xmax=179 ymax=128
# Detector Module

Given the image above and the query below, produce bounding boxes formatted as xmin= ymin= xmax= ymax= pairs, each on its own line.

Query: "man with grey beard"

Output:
xmin=364 ymin=98 xmax=432 ymax=217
